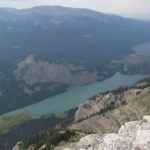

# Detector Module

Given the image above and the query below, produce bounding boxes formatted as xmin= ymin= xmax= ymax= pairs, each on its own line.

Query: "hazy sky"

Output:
xmin=0 ymin=0 xmax=150 ymax=20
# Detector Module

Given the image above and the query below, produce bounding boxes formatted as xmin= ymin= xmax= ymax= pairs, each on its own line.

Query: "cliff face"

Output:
xmin=69 ymin=81 xmax=150 ymax=133
xmin=63 ymin=116 xmax=150 ymax=150
xmin=14 ymin=55 xmax=99 ymax=87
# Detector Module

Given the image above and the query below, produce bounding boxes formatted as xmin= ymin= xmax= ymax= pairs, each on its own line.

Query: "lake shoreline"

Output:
xmin=1 ymin=72 xmax=148 ymax=119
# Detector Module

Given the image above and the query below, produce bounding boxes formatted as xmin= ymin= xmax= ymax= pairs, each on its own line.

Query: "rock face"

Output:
xmin=75 ymin=93 xmax=118 ymax=122
xmin=14 ymin=55 xmax=98 ymax=86
xmin=64 ymin=116 xmax=150 ymax=150
xmin=75 ymin=134 xmax=103 ymax=150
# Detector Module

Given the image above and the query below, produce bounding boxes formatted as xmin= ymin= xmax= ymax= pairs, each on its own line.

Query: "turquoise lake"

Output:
xmin=3 ymin=72 xmax=147 ymax=118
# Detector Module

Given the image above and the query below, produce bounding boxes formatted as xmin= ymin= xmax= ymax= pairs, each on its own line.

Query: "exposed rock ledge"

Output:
xmin=63 ymin=116 xmax=150 ymax=150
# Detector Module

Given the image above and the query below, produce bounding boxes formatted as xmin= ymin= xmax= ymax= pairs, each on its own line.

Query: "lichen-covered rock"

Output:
xmin=76 ymin=134 xmax=102 ymax=150
xmin=99 ymin=133 xmax=132 ymax=150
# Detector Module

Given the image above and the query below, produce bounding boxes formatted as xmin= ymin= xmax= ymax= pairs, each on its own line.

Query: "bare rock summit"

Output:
xmin=63 ymin=115 xmax=150 ymax=150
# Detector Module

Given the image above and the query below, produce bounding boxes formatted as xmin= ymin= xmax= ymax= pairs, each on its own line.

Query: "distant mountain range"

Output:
xmin=0 ymin=6 xmax=150 ymax=61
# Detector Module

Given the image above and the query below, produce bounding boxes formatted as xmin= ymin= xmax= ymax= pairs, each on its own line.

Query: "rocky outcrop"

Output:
xmin=64 ymin=116 xmax=150 ymax=150
xmin=75 ymin=93 xmax=121 ymax=122
xmin=75 ymin=134 xmax=103 ymax=150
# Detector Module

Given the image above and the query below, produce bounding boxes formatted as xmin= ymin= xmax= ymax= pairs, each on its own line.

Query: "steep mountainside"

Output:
xmin=70 ymin=79 xmax=150 ymax=133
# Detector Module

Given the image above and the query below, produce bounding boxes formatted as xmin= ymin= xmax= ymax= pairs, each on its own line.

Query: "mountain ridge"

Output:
xmin=1 ymin=5 xmax=150 ymax=22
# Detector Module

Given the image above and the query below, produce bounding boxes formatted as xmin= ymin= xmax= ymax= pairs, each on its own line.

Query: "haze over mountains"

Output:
xmin=0 ymin=6 xmax=150 ymax=61
xmin=0 ymin=6 xmax=150 ymax=115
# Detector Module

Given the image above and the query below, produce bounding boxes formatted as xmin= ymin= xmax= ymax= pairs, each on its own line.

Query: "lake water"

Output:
xmin=133 ymin=42 xmax=150 ymax=56
xmin=2 ymin=72 xmax=147 ymax=118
